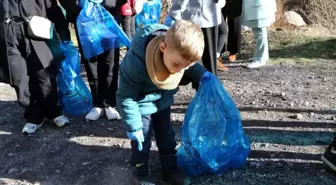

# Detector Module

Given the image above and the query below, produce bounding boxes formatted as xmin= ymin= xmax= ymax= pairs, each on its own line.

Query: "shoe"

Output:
xmin=217 ymin=57 xmax=228 ymax=71
xmin=228 ymin=54 xmax=237 ymax=62
xmin=22 ymin=122 xmax=43 ymax=134
xmin=134 ymin=163 xmax=149 ymax=177
xmin=105 ymin=107 xmax=121 ymax=120
xmin=321 ymin=142 xmax=336 ymax=172
xmin=161 ymin=168 xmax=191 ymax=185
xmin=85 ymin=107 xmax=104 ymax=121
xmin=53 ymin=115 xmax=70 ymax=127
xmin=246 ymin=60 xmax=266 ymax=69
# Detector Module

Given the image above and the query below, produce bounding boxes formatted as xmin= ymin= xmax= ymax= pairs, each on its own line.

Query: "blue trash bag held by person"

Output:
xmin=135 ymin=0 xmax=162 ymax=30
xmin=77 ymin=0 xmax=131 ymax=59
xmin=57 ymin=41 xmax=93 ymax=116
xmin=177 ymin=72 xmax=251 ymax=176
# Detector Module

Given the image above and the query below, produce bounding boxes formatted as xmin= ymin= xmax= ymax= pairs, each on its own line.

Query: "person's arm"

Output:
xmin=180 ymin=63 xmax=207 ymax=89
xmin=46 ymin=0 xmax=71 ymax=41
xmin=117 ymin=62 xmax=145 ymax=132
xmin=103 ymin=0 xmax=127 ymax=9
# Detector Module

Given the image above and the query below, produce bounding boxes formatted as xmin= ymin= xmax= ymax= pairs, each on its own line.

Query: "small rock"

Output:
xmin=309 ymin=112 xmax=315 ymax=116
xmin=320 ymin=169 xmax=326 ymax=173
xmin=82 ymin=162 xmax=91 ymax=166
xmin=8 ymin=168 xmax=19 ymax=174
xmin=290 ymin=102 xmax=295 ymax=107
xmin=89 ymin=134 xmax=94 ymax=137
xmin=304 ymin=102 xmax=310 ymax=106
xmin=294 ymin=114 xmax=303 ymax=120
xmin=251 ymin=101 xmax=256 ymax=105
xmin=21 ymin=168 xmax=28 ymax=174
xmin=66 ymin=132 xmax=71 ymax=135
xmin=285 ymin=11 xmax=306 ymax=26
xmin=281 ymin=92 xmax=286 ymax=97
xmin=107 ymin=128 xmax=114 ymax=131
xmin=55 ymin=170 xmax=61 ymax=174
xmin=333 ymin=116 xmax=336 ymax=121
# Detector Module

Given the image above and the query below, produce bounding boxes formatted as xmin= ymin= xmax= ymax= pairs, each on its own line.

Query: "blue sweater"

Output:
xmin=116 ymin=24 xmax=206 ymax=132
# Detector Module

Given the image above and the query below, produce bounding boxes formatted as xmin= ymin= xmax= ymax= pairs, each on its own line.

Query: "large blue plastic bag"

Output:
xmin=76 ymin=0 xmax=130 ymax=59
xmin=57 ymin=41 xmax=93 ymax=116
xmin=135 ymin=0 xmax=162 ymax=30
xmin=177 ymin=72 xmax=251 ymax=176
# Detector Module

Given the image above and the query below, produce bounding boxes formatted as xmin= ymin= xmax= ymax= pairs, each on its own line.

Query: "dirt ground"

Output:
xmin=1 ymin=29 xmax=336 ymax=185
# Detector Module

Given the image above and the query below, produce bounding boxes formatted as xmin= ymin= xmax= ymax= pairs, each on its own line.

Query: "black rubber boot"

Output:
xmin=160 ymin=154 xmax=191 ymax=185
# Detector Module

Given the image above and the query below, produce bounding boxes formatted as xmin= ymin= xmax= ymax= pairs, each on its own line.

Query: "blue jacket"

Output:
xmin=116 ymin=24 xmax=206 ymax=132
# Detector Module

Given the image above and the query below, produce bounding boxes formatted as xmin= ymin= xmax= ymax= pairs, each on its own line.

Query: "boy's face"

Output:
xmin=159 ymin=40 xmax=195 ymax=74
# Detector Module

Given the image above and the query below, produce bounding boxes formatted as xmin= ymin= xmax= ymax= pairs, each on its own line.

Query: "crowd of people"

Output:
xmin=0 ymin=0 xmax=335 ymax=185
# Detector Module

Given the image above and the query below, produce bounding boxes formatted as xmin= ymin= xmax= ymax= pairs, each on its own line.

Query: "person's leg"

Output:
xmin=217 ymin=14 xmax=227 ymax=57
xmin=216 ymin=15 xmax=229 ymax=71
xmin=130 ymin=115 xmax=153 ymax=176
xmin=247 ymin=27 xmax=269 ymax=68
xmin=97 ymin=48 xmax=120 ymax=120
xmin=120 ymin=15 xmax=132 ymax=40
xmin=321 ymin=136 xmax=336 ymax=172
xmin=130 ymin=15 xmax=136 ymax=38
xmin=201 ymin=26 xmax=218 ymax=76
xmin=152 ymin=108 xmax=190 ymax=185
xmin=83 ymin=57 xmax=105 ymax=120
xmin=227 ymin=14 xmax=242 ymax=61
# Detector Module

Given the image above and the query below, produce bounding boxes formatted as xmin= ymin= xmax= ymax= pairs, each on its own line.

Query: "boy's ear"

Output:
xmin=159 ymin=41 xmax=167 ymax=53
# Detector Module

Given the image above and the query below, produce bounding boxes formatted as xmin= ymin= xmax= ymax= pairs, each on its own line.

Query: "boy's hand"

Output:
xmin=127 ymin=130 xmax=144 ymax=151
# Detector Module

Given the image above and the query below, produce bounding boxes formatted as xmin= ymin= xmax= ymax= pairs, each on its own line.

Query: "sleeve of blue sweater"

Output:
xmin=116 ymin=62 xmax=144 ymax=132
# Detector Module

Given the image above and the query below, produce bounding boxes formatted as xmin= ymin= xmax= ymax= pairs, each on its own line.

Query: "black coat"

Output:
xmin=0 ymin=0 xmax=69 ymax=84
xmin=222 ymin=0 xmax=243 ymax=17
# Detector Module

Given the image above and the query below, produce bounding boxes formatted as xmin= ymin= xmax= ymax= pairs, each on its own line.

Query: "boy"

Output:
xmin=116 ymin=20 xmax=207 ymax=185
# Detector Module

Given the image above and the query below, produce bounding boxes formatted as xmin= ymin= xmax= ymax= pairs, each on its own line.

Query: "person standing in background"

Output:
xmin=242 ymin=0 xmax=276 ymax=68
xmin=0 ymin=0 xmax=71 ymax=134
xmin=59 ymin=0 xmax=126 ymax=121
xmin=120 ymin=0 xmax=136 ymax=41
xmin=218 ymin=0 xmax=243 ymax=63
xmin=166 ymin=0 xmax=227 ymax=75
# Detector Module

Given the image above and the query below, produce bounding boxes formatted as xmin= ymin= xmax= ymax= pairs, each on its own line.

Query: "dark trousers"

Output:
xmin=6 ymin=22 xmax=61 ymax=124
xmin=83 ymin=49 xmax=120 ymax=108
xmin=120 ymin=15 xmax=135 ymax=40
xmin=220 ymin=3 xmax=242 ymax=55
xmin=201 ymin=26 xmax=218 ymax=76
xmin=131 ymin=108 xmax=178 ymax=169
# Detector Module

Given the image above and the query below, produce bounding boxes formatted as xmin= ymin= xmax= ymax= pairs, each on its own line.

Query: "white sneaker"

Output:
xmin=247 ymin=60 xmax=267 ymax=69
xmin=85 ymin=107 xmax=104 ymax=121
xmin=22 ymin=122 xmax=43 ymax=134
xmin=53 ymin=115 xmax=70 ymax=127
xmin=105 ymin=107 xmax=121 ymax=120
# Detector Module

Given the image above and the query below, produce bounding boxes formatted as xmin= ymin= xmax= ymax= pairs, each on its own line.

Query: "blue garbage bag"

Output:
xmin=135 ymin=0 xmax=162 ymax=30
xmin=177 ymin=72 xmax=251 ymax=176
xmin=57 ymin=41 xmax=93 ymax=116
xmin=76 ymin=0 xmax=130 ymax=59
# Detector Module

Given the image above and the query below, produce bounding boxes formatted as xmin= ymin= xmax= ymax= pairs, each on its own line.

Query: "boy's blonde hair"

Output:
xmin=165 ymin=20 xmax=204 ymax=62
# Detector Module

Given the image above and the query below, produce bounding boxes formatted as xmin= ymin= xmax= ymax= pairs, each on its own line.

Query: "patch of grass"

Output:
xmin=268 ymin=31 xmax=336 ymax=63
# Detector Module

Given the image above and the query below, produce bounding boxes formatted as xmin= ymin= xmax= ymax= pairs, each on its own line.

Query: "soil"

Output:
xmin=1 ymin=30 xmax=336 ymax=185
